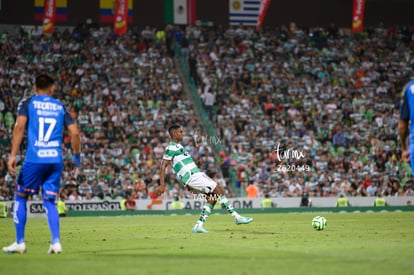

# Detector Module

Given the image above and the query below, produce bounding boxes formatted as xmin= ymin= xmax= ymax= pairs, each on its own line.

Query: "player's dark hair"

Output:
xmin=168 ymin=124 xmax=181 ymax=136
xmin=36 ymin=74 xmax=55 ymax=90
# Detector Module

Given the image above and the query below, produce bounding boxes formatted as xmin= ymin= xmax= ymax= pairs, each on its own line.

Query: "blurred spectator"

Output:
xmin=373 ymin=193 xmax=387 ymax=207
xmin=300 ymin=192 xmax=312 ymax=207
xmin=0 ymin=198 xmax=7 ymax=217
xmin=201 ymin=88 xmax=215 ymax=120
xmin=336 ymin=194 xmax=350 ymax=207
xmin=78 ymin=180 xmax=92 ymax=200
xmin=57 ymin=196 xmax=67 ymax=217
xmin=246 ymin=181 xmax=259 ymax=198
xmin=261 ymin=193 xmax=274 ymax=208
xmin=171 ymin=196 xmax=184 ymax=210
xmin=90 ymin=179 xmax=104 ymax=200
xmin=68 ymin=189 xmax=81 ymax=201
xmin=124 ymin=193 xmax=136 ymax=210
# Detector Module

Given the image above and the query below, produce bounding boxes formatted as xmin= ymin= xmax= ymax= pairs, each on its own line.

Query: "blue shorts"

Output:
xmin=16 ymin=162 xmax=63 ymax=200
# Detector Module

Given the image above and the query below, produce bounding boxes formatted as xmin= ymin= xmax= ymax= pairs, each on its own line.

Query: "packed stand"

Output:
xmin=0 ymin=24 xmax=225 ymax=203
xmin=185 ymin=24 xmax=414 ymax=198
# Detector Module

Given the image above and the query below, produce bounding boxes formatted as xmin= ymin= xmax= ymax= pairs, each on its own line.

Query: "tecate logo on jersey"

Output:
xmin=37 ymin=149 xmax=58 ymax=157
xmin=33 ymin=101 xmax=63 ymax=111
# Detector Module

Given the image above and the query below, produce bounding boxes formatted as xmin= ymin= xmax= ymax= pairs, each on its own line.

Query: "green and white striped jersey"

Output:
xmin=163 ymin=142 xmax=199 ymax=185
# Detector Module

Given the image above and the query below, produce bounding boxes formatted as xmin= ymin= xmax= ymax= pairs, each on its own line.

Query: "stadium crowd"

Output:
xmin=0 ymin=23 xmax=413 ymax=203
xmin=185 ymin=23 xmax=414 ymax=198
xmin=0 ymin=24 xmax=221 ymax=202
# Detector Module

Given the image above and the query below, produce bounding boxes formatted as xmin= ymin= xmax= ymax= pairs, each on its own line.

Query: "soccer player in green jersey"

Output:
xmin=155 ymin=125 xmax=253 ymax=233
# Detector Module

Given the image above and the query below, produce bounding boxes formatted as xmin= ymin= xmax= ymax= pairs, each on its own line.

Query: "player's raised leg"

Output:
xmin=189 ymin=173 xmax=252 ymax=233
xmin=212 ymin=183 xmax=253 ymax=224
xmin=218 ymin=193 xmax=253 ymax=224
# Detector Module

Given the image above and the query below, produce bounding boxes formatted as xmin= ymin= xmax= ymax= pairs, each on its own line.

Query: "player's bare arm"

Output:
xmin=8 ymin=115 xmax=27 ymax=175
xmin=398 ymin=119 xmax=409 ymax=162
xmin=155 ymin=159 xmax=171 ymax=197
xmin=68 ymin=124 xmax=81 ymax=154
xmin=67 ymin=123 xmax=81 ymax=173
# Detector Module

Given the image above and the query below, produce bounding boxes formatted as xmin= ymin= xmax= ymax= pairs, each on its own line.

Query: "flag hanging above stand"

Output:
xmin=257 ymin=0 xmax=271 ymax=31
xmin=42 ymin=0 xmax=56 ymax=36
xmin=229 ymin=0 xmax=261 ymax=26
xmin=352 ymin=0 xmax=366 ymax=33
xmin=113 ymin=0 xmax=128 ymax=36
xmin=165 ymin=0 xmax=197 ymax=25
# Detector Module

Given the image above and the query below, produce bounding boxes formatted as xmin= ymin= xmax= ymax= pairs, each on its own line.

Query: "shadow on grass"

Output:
xmin=93 ymin=252 xmax=248 ymax=259
xmin=212 ymin=228 xmax=278 ymax=235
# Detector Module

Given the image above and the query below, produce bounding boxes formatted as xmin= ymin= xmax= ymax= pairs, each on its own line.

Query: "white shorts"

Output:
xmin=186 ymin=172 xmax=217 ymax=194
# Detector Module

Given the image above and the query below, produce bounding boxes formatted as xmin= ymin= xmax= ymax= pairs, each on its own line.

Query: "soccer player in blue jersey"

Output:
xmin=399 ymin=76 xmax=414 ymax=166
xmin=2 ymin=74 xmax=81 ymax=254
xmin=155 ymin=125 xmax=253 ymax=233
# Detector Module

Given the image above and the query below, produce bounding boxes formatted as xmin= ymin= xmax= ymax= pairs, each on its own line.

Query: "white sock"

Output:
xmin=219 ymin=196 xmax=241 ymax=219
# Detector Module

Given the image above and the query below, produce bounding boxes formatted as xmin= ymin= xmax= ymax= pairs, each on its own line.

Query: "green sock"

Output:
xmin=219 ymin=195 xmax=240 ymax=218
xmin=197 ymin=203 xmax=212 ymax=226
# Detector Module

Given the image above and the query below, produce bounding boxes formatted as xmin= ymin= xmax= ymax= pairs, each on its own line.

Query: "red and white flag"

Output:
xmin=257 ymin=0 xmax=271 ymax=31
xmin=352 ymin=0 xmax=366 ymax=33
xmin=165 ymin=0 xmax=197 ymax=25
xmin=114 ymin=0 xmax=128 ymax=36
xmin=43 ymin=0 xmax=56 ymax=35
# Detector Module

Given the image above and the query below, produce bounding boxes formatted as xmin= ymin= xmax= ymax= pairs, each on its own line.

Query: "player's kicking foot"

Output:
xmin=2 ymin=242 xmax=27 ymax=254
xmin=235 ymin=216 xmax=253 ymax=225
xmin=192 ymin=225 xmax=209 ymax=233
xmin=48 ymin=242 xmax=62 ymax=254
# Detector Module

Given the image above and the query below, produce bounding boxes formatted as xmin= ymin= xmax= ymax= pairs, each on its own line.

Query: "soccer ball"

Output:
xmin=312 ymin=216 xmax=327 ymax=231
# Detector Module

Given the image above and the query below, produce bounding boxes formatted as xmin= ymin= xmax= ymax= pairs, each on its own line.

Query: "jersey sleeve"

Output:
xmin=17 ymin=97 xmax=31 ymax=117
xmin=163 ymin=146 xmax=174 ymax=161
xmin=400 ymin=88 xmax=409 ymax=121
xmin=63 ymin=106 xmax=75 ymax=127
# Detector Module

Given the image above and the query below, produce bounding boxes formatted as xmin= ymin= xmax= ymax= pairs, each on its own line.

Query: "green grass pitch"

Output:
xmin=1 ymin=212 xmax=414 ymax=275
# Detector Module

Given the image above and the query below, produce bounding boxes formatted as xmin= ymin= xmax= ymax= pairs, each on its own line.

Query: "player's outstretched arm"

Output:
xmin=155 ymin=159 xmax=171 ymax=197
